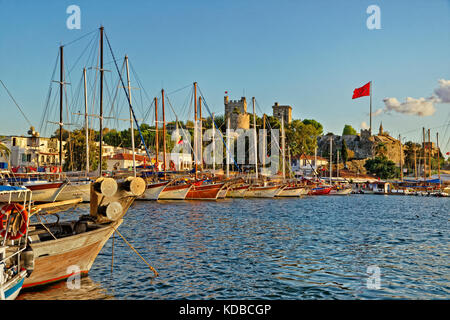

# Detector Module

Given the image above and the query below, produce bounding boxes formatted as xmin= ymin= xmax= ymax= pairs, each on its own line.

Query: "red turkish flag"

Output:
xmin=352 ymin=82 xmax=371 ymax=99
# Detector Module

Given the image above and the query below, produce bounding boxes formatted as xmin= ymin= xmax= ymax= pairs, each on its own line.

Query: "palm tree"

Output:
xmin=0 ymin=137 xmax=11 ymax=166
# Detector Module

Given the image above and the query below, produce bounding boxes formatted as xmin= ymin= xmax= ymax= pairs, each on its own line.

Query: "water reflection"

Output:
xmin=18 ymin=276 xmax=114 ymax=300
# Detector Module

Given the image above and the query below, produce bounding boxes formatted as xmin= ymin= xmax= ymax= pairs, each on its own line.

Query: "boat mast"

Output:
xmin=336 ymin=150 xmax=339 ymax=178
xmin=414 ymin=146 xmax=417 ymax=180
xmin=212 ymin=112 xmax=215 ymax=172
xmin=194 ymin=82 xmax=198 ymax=179
xmin=252 ymin=97 xmax=258 ymax=180
xmin=199 ymin=96 xmax=203 ymax=172
xmin=399 ymin=134 xmax=403 ymax=182
xmin=125 ymin=55 xmax=136 ymax=177
xmin=59 ymin=45 xmax=64 ymax=172
xmin=262 ymin=114 xmax=266 ymax=173
xmin=99 ymin=26 xmax=104 ymax=177
xmin=162 ymin=89 xmax=166 ymax=176
xmin=281 ymin=112 xmax=286 ymax=180
xmin=329 ymin=136 xmax=332 ymax=184
xmin=226 ymin=115 xmax=230 ymax=178
xmin=437 ymin=132 xmax=441 ymax=188
xmin=83 ymin=68 xmax=89 ymax=177
xmin=154 ymin=97 xmax=158 ymax=172
xmin=422 ymin=127 xmax=426 ymax=182
xmin=428 ymin=129 xmax=431 ymax=179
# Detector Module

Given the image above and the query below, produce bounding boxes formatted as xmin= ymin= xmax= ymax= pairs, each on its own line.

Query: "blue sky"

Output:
xmin=0 ymin=0 xmax=449 ymax=153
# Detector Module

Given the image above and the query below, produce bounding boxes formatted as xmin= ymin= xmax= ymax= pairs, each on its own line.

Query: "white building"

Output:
xmin=291 ymin=154 xmax=328 ymax=176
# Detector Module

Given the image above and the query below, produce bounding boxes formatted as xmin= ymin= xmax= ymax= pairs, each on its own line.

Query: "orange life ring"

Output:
xmin=0 ymin=203 xmax=28 ymax=240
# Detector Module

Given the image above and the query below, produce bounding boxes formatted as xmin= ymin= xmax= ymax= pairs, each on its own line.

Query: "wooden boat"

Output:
xmin=216 ymin=184 xmax=229 ymax=199
xmin=185 ymin=182 xmax=225 ymax=200
xmin=276 ymin=185 xmax=308 ymax=197
xmin=308 ymin=186 xmax=332 ymax=195
xmin=244 ymin=184 xmax=281 ymax=198
xmin=22 ymin=176 xmax=145 ymax=289
xmin=158 ymin=181 xmax=192 ymax=200
xmin=0 ymin=186 xmax=34 ymax=300
xmin=139 ymin=180 xmax=169 ymax=200
xmin=226 ymin=184 xmax=250 ymax=198
xmin=0 ymin=178 xmax=92 ymax=203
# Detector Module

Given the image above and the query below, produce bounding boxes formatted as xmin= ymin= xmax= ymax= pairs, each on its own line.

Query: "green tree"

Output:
xmin=63 ymin=129 xmax=105 ymax=172
xmin=285 ymin=120 xmax=321 ymax=157
xmin=342 ymin=124 xmax=357 ymax=136
xmin=302 ymin=119 xmax=323 ymax=135
xmin=364 ymin=156 xmax=400 ymax=179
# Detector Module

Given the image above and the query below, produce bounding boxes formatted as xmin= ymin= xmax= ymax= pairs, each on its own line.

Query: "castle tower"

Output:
xmin=272 ymin=102 xmax=292 ymax=124
xmin=224 ymin=95 xmax=250 ymax=130
xmin=379 ymin=122 xmax=384 ymax=135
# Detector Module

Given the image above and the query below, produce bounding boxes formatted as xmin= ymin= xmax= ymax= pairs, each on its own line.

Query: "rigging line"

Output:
xmin=62 ymin=28 xmax=98 ymax=48
xmin=0 ymin=80 xmax=33 ymax=128
xmin=166 ymin=83 xmax=192 ymax=96
xmin=197 ymin=85 xmax=241 ymax=172
xmin=39 ymin=49 xmax=60 ymax=133
xmin=67 ymin=32 xmax=98 ymax=75
xmin=165 ymin=95 xmax=195 ymax=155
xmin=104 ymin=31 xmax=152 ymax=162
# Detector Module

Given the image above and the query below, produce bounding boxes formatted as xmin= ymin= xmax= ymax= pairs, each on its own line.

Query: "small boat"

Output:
xmin=276 ymin=185 xmax=308 ymax=197
xmin=244 ymin=184 xmax=281 ymax=198
xmin=226 ymin=184 xmax=249 ymax=198
xmin=185 ymin=182 xmax=225 ymax=200
xmin=139 ymin=180 xmax=170 ymax=200
xmin=329 ymin=185 xmax=353 ymax=196
xmin=0 ymin=186 xmax=34 ymax=300
xmin=158 ymin=181 xmax=192 ymax=200
xmin=308 ymin=186 xmax=332 ymax=195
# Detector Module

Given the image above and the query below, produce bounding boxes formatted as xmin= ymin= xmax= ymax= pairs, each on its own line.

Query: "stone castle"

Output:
xmin=224 ymin=94 xmax=293 ymax=130
xmin=317 ymin=123 xmax=404 ymax=166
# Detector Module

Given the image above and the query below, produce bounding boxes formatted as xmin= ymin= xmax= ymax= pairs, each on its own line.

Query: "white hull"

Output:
xmin=158 ymin=184 xmax=192 ymax=200
xmin=139 ymin=182 xmax=168 ymax=200
xmin=330 ymin=188 xmax=353 ymax=196
xmin=1 ymin=271 xmax=26 ymax=300
xmin=52 ymin=182 xmax=91 ymax=202
xmin=244 ymin=186 xmax=281 ymax=198
xmin=276 ymin=186 xmax=307 ymax=197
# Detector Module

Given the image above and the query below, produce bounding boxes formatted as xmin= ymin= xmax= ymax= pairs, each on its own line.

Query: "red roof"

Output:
xmin=109 ymin=153 xmax=149 ymax=162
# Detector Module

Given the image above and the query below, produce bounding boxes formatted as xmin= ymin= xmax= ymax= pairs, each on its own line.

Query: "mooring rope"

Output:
xmin=111 ymin=225 xmax=158 ymax=277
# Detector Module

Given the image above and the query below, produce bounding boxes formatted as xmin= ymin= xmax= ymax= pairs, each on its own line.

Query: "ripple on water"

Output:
xmin=18 ymin=195 xmax=450 ymax=299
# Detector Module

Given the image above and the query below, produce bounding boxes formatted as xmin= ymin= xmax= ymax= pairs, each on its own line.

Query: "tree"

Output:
xmin=342 ymin=124 xmax=357 ymax=136
xmin=63 ymin=129 xmax=105 ymax=172
xmin=302 ymin=119 xmax=323 ymax=135
xmin=364 ymin=156 xmax=400 ymax=179
xmin=285 ymin=120 xmax=321 ymax=157
xmin=0 ymin=137 xmax=10 ymax=164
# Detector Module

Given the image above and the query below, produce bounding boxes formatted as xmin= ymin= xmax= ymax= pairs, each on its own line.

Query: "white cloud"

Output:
xmin=382 ymin=97 xmax=437 ymax=117
xmin=360 ymin=121 xmax=369 ymax=130
xmin=434 ymin=79 xmax=450 ymax=103
xmin=371 ymin=108 xmax=383 ymax=117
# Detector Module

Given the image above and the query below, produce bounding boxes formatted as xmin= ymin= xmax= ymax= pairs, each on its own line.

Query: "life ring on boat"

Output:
xmin=0 ymin=203 xmax=29 ymax=240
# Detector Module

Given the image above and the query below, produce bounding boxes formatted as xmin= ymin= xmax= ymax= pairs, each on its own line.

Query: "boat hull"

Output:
xmin=330 ymin=188 xmax=353 ymax=195
xmin=158 ymin=184 xmax=191 ymax=200
xmin=226 ymin=185 xmax=249 ymax=198
xmin=276 ymin=186 xmax=307 ymax=197
xmin=308 ymin=187 xmax=332 ymax=195
xmin=1 ymin=271 xmax=26 ymax=300
xmin=185 ymin=183 xmax=225 ymax=200
xmin=140 ymin=181 xmax=169 ymax=200
xmin=23 ymin=220 xmax=121 ymax=289
xmin=244 ymin=185 xmax=280 ymax=198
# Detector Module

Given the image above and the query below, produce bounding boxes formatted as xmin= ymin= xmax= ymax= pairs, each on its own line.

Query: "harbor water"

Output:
xmin=18 ymin=195 xmax=449 ymax=300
